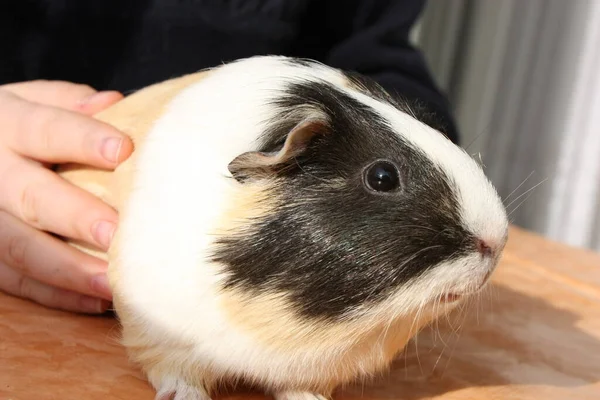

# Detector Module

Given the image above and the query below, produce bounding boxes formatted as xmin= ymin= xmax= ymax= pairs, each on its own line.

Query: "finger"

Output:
xmin=0 ymin=154 xmax=117 ymax=249
xmin=0 ymin=90 xmax=133 ymax=168
xmin=0 ymin=210 xmax=113 ymax=301
xmin=0 ymin=262 xmax=111 ymax=314
xmin=0 ymin=80 xmax=123 ymax=115
xmin=75 ymin=90 xmax=124 ymax=115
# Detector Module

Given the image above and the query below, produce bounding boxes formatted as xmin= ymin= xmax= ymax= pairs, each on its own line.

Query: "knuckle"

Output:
xmin=18 ymin=183 xmax=40 ymax=226
xmin=70 ymin=218 xmax=90 ymax=244
xmin=20 ymin=103 xmax=57 ymax=149
xmin=7 ymin=234 xmax=29 ymax=271
xmin=81 ymin=122 xmax=103 ymax=145
xmin=47 ymin=286 xmax=66 ymax=308
xmin=17 ymin=273 xmax=32 ymax=300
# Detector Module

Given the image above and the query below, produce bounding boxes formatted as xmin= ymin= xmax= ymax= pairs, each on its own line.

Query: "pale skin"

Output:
xmin=0 ymin=80 xmax=134 ymax=314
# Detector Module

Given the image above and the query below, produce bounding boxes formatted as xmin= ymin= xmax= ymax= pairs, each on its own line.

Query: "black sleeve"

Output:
xmin=294 ymin=0 xmax=460 ymax=144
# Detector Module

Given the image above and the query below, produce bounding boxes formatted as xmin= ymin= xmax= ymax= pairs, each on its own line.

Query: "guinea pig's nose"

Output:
xmin=476 ymin=238 xmax=493 ymax=257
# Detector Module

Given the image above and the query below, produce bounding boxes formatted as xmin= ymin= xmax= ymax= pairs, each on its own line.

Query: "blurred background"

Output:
xmin=411 ymin=0 xmax=600 ymax=252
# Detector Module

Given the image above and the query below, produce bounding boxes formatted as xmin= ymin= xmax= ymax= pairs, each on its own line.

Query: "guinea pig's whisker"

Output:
xmin=413 ymin=310 xmax=425 ymax=376
xmin=442 ymin=304 xmax=457 ymax=335
xmin=434 ymin=282 xmax=446 ymax=337
xmin=475 ymin=291 xmax=481 ymax=326
xmin=396 ymin=246 xmax=448 ymax=350
xmin=432 ymin=343 xmax=447 ymax=372
xmin=433 ymin=302 xmax=469 ymax=376
xmin=440 ymin=313 xmax=467 ymax=377
xmin=479 ymin=285 xmax=492 ymax=320
xmin=508 ymin=192 xmax=536 ymax=223
xmin=377 ymin=303 xmax=409 ymax=359
xmin=489 ymin=280 xmax=498 ymax=313
xmin=505 ymin=177 xmax=546 ymax=210
xmin=503 ymin=170 xmax=535 ymax=204
xmin=433 ymin=228 xmax=454 ymax=242
xmin=442 ymin=284 xmax=462 ymax=336
xmin=368 ymin=245 xmax=445 ymax=306
xmin=457 ymin=305 xmax=470 ymax=336
xmin=432 ymin=269 xmax=479 ymax=374
xmin=506 ymin=178 xmax=547 ymax=218
xmin=435 ymin=301 xmax=451 ymax=349
xmin=373 ymin=304 xmax=398 ymax=347
xmin=463 ymin=122 xmax=492 ymax=152
xmin=406 ymin=298 xmax=426 ymax=370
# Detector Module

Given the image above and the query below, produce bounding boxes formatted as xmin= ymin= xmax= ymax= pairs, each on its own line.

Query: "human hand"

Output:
xmin=0 ymin=80 xmax=134 ymax=314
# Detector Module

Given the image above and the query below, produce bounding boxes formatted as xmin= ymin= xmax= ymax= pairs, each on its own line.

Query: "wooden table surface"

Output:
xmin=1 ymin=226 xmax=600 ymax=400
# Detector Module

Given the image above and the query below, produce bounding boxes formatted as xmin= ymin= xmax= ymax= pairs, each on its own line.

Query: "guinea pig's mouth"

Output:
xmin=438 ymin=270 xmax=495 ymax=304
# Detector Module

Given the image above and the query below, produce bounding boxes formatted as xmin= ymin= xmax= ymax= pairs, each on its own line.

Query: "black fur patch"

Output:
xmin=211 ymin=74 xmax=475 ymax=320
xmin=282 ymin=57 xmax=452 ymax=141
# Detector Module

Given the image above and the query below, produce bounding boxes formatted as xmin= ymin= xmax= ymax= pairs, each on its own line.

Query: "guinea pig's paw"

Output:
xmin=155 ymin=379 xmax=211 ymax=400
xmin=274 ymin=391 xmax=330 ymax=400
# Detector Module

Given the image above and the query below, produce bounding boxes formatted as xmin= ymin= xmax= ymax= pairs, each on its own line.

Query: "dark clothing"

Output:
xmin=0 ymin=0 xmax=459 ymax=143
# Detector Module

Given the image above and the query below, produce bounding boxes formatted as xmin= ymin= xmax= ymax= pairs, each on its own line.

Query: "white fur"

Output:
xmin=113 ymin=56 xmax=508 ymax=394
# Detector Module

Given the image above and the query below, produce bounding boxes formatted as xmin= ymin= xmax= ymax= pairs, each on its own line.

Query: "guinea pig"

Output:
xmin=57 ymin=55 xmax=509 ymax=400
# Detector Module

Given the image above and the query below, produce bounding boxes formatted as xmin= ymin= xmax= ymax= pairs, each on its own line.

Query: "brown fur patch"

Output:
xmin=209 ymin=182 xmax=278 ymax=238
xmin=218 ymin=287 xmax=436 ymax=391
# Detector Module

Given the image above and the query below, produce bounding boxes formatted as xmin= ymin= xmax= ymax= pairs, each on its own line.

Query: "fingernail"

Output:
xmin=93 ymin=220 xmax=115 ymax=249
xmin=81 ymin=296 xmax=111 ymax=314
xmin=91 ymin=274 xmax=113 ymax=300
xmin=101 ymin=137 xmax=123 ymax=163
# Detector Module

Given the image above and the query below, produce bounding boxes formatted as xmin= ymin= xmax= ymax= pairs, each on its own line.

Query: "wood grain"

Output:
xmin=1 ymin=226 xmax=599 ymax=400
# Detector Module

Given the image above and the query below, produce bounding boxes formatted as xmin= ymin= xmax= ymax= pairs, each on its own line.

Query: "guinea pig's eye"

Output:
xmin=364 ymin=160 xmax=401 ymax=192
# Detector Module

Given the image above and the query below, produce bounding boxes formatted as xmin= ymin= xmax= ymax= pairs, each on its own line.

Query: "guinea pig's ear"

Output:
xmin=228 ymin=118 xmax=326 ymax=182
